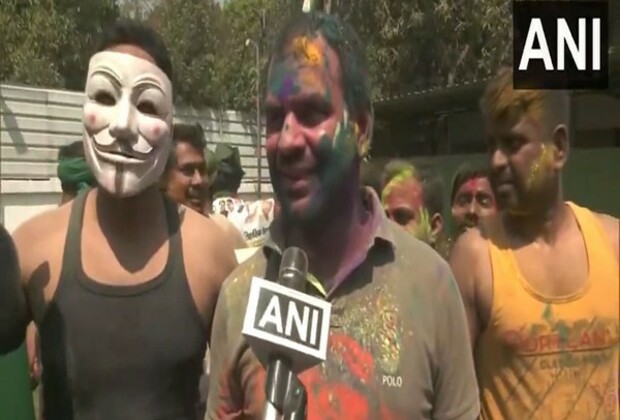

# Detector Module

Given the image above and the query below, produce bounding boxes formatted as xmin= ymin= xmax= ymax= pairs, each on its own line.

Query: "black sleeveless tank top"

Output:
xmin=39 ymin=191 xmax=207 ymax=420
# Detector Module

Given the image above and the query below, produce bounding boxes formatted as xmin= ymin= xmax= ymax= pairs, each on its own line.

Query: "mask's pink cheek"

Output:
xmin=143 ymin=120 xmax=170 ymax=143
xmin=83 ymin=104 xmax=108 ymax=132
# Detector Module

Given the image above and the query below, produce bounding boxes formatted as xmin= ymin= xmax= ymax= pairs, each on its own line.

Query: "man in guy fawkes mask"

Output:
xmin=0 ymin=19 xmax=238 ymax=420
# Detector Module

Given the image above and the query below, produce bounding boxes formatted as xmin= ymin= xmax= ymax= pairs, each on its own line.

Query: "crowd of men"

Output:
xmin=0 ymin=9 xmax=618 ymax=420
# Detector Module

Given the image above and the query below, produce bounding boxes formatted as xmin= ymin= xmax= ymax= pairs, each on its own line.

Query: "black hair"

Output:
xmin=271 ymin=11 xmax=371 ymax=119
xmin=209 ymin=144 xmax=245 ymax=198
xmin=381 ymin=159 xmax=445 ymax=217
xmin=96 ymin=18 xmax=173 ymax=81
xmin=173 ymin=123 xmax=207 ymax=151
xmin=421 ymin=173 xmax=445 ymax=220
xmin=165 ymin=123 xmax=207 ymax=171
xmin=360 ymin=160 xmax=382 ymax=197
xmin=450 ymin=163 xmax=491 ymax=205
xmin=58 ymin=141 xmax=84 ymax=161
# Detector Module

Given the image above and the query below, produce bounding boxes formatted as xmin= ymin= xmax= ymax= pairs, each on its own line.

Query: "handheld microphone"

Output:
xmin=242 ymin=247 xmax=331 ymax=419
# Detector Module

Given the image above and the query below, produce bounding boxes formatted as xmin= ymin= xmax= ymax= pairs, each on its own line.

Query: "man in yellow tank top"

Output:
xmin=450 ymin=67 xmax=620 ymax=420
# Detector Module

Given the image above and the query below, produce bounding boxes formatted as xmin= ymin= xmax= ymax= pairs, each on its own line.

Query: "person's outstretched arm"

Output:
xmin=0 ymin=223 xmax=28 ymax=354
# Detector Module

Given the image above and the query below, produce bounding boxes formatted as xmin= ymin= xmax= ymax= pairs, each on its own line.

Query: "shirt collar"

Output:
xmin=262 ymin=188 xmax=395 ymax=297
xmin=263 ymin=187 xmax=395 ymax=268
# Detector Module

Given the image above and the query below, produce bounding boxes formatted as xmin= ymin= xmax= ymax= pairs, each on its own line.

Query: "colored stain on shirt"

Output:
xmin=207 ymin=189 xmax=481 ymax=419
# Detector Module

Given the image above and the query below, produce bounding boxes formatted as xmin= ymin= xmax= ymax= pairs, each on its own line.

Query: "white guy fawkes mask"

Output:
xmin=83 ymin=51 xmax=173 ymax=197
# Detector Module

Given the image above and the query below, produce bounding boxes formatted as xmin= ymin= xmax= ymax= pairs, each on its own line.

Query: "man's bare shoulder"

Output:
xmin=449 ymin=227 xmax=493 ymax=295
xmin=177 ymin=205 xmax=239 ymax=320
xmin=12 ymin=204 xmax=71 ymax=256
xmin=594 ymin=212 xmax=619 ymax=258
xmin=12 ymin=204 xmax=71 ymax=285
xmin=179 ymin=206 xmax=238 ymax=273
xmin=180 ymin=206 xmax=230 ymax=246
xmin=451 ymin=227 xmax=489 ymax=259
xmin=209 ymin=213 xmax=247 ymax=249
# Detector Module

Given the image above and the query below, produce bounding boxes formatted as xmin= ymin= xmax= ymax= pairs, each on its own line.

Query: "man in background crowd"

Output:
xmin=210 ymin=143 xmax=276 ymax=249
xmin=450 ymin=67 xmax=619 ymax=419
xmin=163 ymin=123 xmax=210 ymax=213
xmin=381 ymin=159 xmax=451 ymax=258
xmin=162 ymin=123 xmax=247 ymax=249
xmin=450 ymin=162 xmax=496 ymax=234
xmin=57 ymin=140 xmax=97 ymax=205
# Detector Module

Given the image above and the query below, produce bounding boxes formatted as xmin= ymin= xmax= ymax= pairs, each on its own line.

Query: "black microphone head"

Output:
xmin=278 ymin=247 xmax=308 ymax=291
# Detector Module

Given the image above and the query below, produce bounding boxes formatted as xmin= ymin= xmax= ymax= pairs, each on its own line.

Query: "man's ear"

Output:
xmin=430 ymin=213 xmax=444 ymax=240
xmin=355 ymin=106 xmax=374 ymax=158
xmin=551 ymin=124 xmax=569 ymax=169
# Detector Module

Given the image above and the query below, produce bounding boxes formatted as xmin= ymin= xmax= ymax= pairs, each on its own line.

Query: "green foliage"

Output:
xmin=0 ymin=0 xmax=67 ymax=87
xmin=0 ymin=0 xmax=119 ymax=89
xmin=215 ymin=0 xmax=294 ymax=110
xmin=151 ymin=0 xmax=294 ymax=111
xmin=336 ymin=0 xmax=512 ymax=98
xmin=151 ymin=0 xmax=224 ymax=108
xmin=54 ymin=0 xmax=120 ymax=90
xmin=0 ymin=0 xmax=512 ymax=110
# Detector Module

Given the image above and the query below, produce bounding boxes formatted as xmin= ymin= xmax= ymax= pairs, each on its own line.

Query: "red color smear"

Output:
xmin=464 ymin=178 xmax=481 ymax=192
xmin=313 ymin=382 xmax=369 ymax=419
xmin=216 ymin=332 xmax=402 ymax=419
xmin=329 ymin=333 xmax=374 ymax=384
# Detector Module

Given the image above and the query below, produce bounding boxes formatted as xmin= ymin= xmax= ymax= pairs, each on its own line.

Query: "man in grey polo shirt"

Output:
xmin=206 ymin=11 xmax=479 ymax=419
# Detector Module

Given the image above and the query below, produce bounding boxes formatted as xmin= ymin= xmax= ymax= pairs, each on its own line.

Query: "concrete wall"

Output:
xmin=374 ymin=91 xmax=620 ymax=156
xmin=0 ymin=84 xmax=271 ymax=231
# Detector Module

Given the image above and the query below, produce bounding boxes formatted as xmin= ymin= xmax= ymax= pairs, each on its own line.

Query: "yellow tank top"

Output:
xmin=478 ymin=202 xmax=619 ymax=420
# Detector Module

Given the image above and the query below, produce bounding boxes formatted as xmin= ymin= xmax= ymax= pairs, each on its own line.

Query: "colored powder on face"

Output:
xmin=464 ymin=178 xmax=479 ymax=192
xmin=298 ymin=70 xmax=323 ymax=93
xmin=312 ymin=110 xmax=357 ymax=204
xmin=291 ymin=36 xmax=323 ymax=67
xmin=380 ymin=168 xmax=417 ymax=204
xmin=411 ymin=207 xmax=435 ymax=243
xmin=354 ymin=122 xmax=371 ymax=158
xmin=527 ymin=142 xmax=555 ymax=190
xmin=269 ymin=42 xmax=331 ymax=103
xmin=268 ymin=60 xmax=300 ymax=100
xmin=279 ymin=75 xmax=296 ymax=101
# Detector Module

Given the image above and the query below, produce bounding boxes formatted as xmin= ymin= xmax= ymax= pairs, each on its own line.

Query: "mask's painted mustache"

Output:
xmin=93 ymin=137 xmax=152 ymax=160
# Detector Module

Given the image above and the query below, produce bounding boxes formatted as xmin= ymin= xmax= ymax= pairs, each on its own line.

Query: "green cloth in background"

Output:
xmin=210 ymin=144 xmax=245 ymax=199
xmin=0 ymin=343 xmax=35 ymax=420
xmin=57 ymin=157 xmax=96 ymax=192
